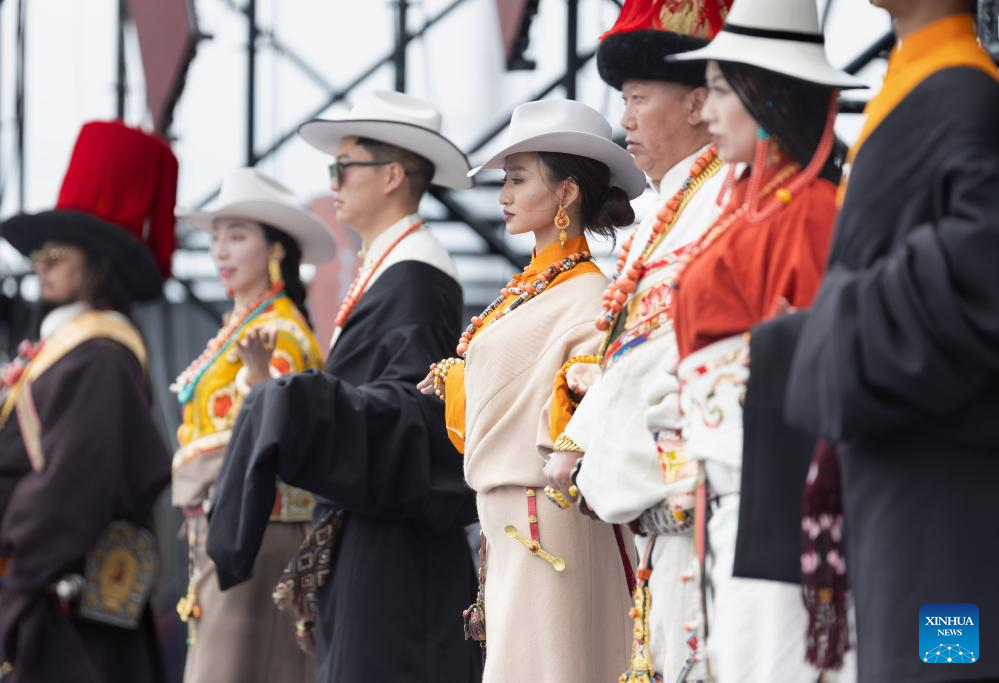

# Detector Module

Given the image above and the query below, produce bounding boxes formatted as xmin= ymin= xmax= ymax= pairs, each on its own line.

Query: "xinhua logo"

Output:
xmin=920 ymin=603 xmax=979 ymax=663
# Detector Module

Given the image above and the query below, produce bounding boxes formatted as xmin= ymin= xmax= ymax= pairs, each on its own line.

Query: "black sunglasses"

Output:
xmin=327 ymin=160 xmax=393 ymax=183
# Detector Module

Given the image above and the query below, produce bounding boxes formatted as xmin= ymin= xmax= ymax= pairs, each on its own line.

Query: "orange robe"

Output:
xmin=673 ymin=165 xmax=838 ymax=360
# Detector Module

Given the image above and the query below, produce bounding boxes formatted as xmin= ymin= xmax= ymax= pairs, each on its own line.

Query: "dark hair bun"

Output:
xmin=592 ymin=186 xmax=636 ymax=231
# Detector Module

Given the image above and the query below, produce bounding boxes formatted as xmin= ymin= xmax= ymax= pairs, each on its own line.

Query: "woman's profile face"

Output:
xmin=498 ymin=152 xmax=562 ymax=237
xmin=701 ymin=60 xmax=759 ymax=165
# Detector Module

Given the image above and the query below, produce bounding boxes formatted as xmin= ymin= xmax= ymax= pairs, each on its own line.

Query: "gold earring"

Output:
xmin=554 ymin=204 xmax=570 ymax=248
xmin=268 ymin=255 xmax=283 ymax=288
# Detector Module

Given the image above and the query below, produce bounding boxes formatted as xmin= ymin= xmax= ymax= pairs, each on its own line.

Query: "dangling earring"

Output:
xmin=554 ymin=184 xmax=570 ymax=248
xmin=268 ymin=255 xmax=284 ymax=289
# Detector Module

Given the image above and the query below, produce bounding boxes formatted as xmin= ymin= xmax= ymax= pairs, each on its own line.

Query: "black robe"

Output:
xmin=0 ymin=337 xmax=170 ymax=683
xmin=206 ymin=260 xmax=482 ymax=683
xmin=746 ymin=68 xmax=999 ymax=683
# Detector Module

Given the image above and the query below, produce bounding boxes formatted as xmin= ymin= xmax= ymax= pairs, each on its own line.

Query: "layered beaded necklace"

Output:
xmin=171 ymin=283 xmax=284 ymax=404
xmin=335 ymin=220 xmax=423 ymax=329
xmin=666 ymin=161 xmax=799 ymax=294
xmin=595 ymin=148 xmax=722 ymax=333
xmin=456 ymin=250 xmax=592 ymax=358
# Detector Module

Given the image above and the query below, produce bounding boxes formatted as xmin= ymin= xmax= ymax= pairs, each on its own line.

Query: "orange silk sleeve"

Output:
xmin=549 ymin=355 xmax=599 ymax=441
xmin=443 ymin=360 xmax=467 ymax=455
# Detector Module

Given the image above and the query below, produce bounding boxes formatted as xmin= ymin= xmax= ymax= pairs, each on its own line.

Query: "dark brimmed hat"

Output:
xmin=596 ymin=0 xmax=732 ymax=90
xmin=1 ymin=120 xmax=179 ymax=303
xmin=3 ymin=210 xmax=164 ymax=302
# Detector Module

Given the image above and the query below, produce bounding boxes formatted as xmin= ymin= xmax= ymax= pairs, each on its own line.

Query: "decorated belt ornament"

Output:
xmin=638 ymin=500 xmax=694 ymax=536
xmin=504 ymin=488 xmax=566 ymax=572
xmin=62 ymin=521 xmax=158 ymax=629
xmin=621 ymin=536 xmax=660 ymax=683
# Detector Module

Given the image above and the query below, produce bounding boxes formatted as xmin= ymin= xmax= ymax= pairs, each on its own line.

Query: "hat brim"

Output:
xmin=469 ymin=131 xmax=647 ymax=200
xmin=298 ymin=119 xmax=472 ymax=190
xmin=2 ymin=210 xmax=163 ymax=302
xmin=669 ymin=31 xmax=866 ymax=89
xmin=598 ymin=30 xmax=710 ymax=90
xmin=178 ymin=200 xmax=336 ymax=265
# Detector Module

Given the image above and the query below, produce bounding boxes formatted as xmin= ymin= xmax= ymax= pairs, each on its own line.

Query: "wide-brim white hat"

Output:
xmin=177 ymin=167 xmax=336 ymax=265
xmin=469 ymin=99 xmax=646 ymax=200
xmin=670 ymin=0 xmax=865 ymax=89
xmin=298 ymin=90 xmax=472 ymax=190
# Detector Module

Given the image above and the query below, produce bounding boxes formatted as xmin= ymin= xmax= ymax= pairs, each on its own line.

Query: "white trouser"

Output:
xmin=679 ymin=336 xmax=856 ymax=683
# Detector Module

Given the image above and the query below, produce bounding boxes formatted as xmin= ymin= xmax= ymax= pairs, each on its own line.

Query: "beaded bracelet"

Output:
xmin=431 ymin=358 xmax=463 ymax=399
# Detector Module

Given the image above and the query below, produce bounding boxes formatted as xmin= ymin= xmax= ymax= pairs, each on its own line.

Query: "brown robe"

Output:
xmin=0 ymin=336 xmax=170 ymax=683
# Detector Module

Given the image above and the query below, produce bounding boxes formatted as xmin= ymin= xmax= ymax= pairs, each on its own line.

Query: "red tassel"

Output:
xmin=801 ymin=438 xmax=850 ymax=670
xmin=600 ymin=0 xmax=666 ymax=40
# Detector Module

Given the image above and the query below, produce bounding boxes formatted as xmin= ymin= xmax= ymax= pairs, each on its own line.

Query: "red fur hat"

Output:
xmin=2 ymin=121 xmax=178 ymax=302
xmin=56 ymin=120 xmax=179 ymax=279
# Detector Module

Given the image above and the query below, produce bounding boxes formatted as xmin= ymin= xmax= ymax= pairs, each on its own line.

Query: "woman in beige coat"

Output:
xmin=419 ymin=99 xmax=645 ymax=682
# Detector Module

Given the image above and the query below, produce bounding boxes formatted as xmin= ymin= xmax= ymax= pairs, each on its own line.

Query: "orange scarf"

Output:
xmin=840 ymin=13 xmax=999 ymax=203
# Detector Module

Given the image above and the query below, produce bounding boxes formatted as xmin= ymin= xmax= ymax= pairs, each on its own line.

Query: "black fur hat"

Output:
xmin=597 ymin=29 xmax=709 ymax=91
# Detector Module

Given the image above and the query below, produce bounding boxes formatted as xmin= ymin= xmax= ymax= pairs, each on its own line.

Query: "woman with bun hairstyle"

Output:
xmin=171 ymin=168 xmax=335 ymax=683
xmin=419 ymin=99 xmax=645 ymax=682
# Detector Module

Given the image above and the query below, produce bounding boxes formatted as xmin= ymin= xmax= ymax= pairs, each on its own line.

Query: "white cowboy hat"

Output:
xmin=298 ymin=90 xmax=472 ymax=190
xmin=670 ymin=0 xmax=865 ymax=89
xmin=178 ymin=167 xmax=337 ymax=265
xmin=468 ymin=99 xmax=646 ymax=200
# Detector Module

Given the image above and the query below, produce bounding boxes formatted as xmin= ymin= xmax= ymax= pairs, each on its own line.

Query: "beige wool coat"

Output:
xmin=461 ymin=263 xmax=633 ymax=683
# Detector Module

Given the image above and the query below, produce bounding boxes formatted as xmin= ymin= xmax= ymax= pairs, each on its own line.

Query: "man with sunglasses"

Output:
xmin=0 ymin=121 xmax=175 ymax=682
xmin=206 ymin=90 xmax=482 ymax=683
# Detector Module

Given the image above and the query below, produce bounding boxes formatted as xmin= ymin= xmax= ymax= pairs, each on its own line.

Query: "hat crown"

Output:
xmin=725 ymin=0 xmax=821 ymax=35
xmin=213 ymin=167 xmax=299 ymax=210
xmin=346 ymin=90 xmax=443 ymax=135
xmin=505 ymin=100 xmax=613 ymax=150
xmin=55 ymin=119 xmax=178 ymax=278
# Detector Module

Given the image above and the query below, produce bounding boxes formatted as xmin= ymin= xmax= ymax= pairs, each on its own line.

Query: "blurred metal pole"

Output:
xmin=191 ymin=0 xmax=468 ymax=209
xmin=395 ymin=0 xmax=409 ymax=92
xmin=843 ymin=31 xmax=894 ymax=74
xmin=0 ymin=3 xmax=4 ymax=207
xmin=116 ymin=0 xmax=127 ymax=119
xmin=246 ymin=0 xmax=257 ymax=166
xmin=16 ymin=0 xmax=25 ymax=210
xmin=564 ymin=0 xmax=578 ymax=99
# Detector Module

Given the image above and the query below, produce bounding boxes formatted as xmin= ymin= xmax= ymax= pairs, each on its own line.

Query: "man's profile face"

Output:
xmin=32 ymin=241 xmax=90 ymax=306
xmin=620 ymin=79 xmax=700 ymax=181
xmin=330 ymin=137 xmax=388 ymax=230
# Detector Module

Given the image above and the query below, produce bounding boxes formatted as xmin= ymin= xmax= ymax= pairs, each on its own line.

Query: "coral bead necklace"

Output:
xmin=595 ymin=147 xmax=722 ymax=333
xmin=456 ymin=251 xmax=592 ymax=358
xmin=666 ymin=161 xmax=800 ymax=293
xmin=172 ymin=283 xmax=284 ymax=404
xmin=335 ymin=220 xmax=423 ymax=328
